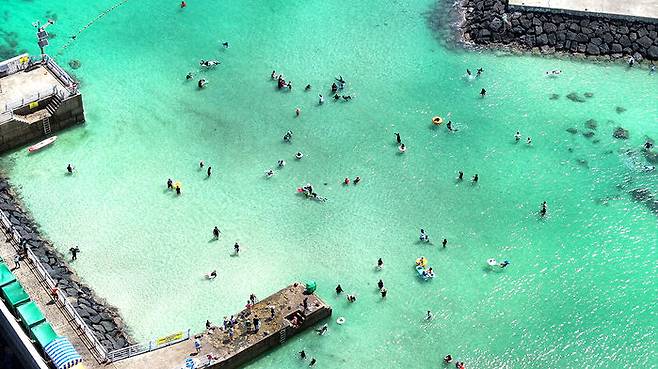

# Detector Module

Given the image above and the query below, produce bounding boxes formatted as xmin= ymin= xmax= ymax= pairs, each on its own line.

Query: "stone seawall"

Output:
xmin=0 ymin=177 xmax=131 ymax=352
xmin=458 ymin=0 xmax=658 ymax=62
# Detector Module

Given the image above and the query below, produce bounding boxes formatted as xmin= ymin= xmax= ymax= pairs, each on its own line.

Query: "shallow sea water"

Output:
xmin=1 ymin=0 xmax=657 ymax=368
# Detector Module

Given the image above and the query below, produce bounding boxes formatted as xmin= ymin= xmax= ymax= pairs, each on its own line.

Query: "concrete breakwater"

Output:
xmin=0 ymin=177 xmax=131 ymax=352
xmin=456 ymin=0 xmax=658 ymax=61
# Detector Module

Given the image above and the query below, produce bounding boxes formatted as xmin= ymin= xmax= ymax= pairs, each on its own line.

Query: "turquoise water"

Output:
xmin=1 ymin=0 xmax=657 ymax=368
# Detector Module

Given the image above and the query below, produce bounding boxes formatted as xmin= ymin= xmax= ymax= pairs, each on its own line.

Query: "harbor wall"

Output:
xmin=458 ymin=0 xmax=658 ymax=61
xmin=0 ymin=93 xmax=85 ymax=154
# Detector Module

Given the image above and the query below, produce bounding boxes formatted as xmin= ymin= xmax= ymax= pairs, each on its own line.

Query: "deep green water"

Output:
xmin=1 ymin=0 xmax=657 ymax=368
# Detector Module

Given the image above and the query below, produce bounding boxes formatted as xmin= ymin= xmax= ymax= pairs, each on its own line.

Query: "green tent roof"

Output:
xmin=0 ymin=263 xmax=16 ymax=288
xmin=17 ymin=301 xmax=46 ymax=329
xmin=1 ymin=281 xmax=30 ymax=308
xmin=30 ymin=322 xmax=58 ymax=349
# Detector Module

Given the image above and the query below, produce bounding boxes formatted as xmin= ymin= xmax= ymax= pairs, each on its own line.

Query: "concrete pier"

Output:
xmin=112 ymin=283 xmax=332 ymax=369
xmin=0 ymin=54 xmax=85 ymax=154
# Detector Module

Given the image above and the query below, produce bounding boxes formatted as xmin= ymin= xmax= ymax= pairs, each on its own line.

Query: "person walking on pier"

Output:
xmin=213 ymin=226 xmax=221 ymax=239
xmin=69 ymin=246 xmax=80 ymax=261
xmin=194 ymin=338 xmax=201 ymax=353
xmin=302 ymin=297 xmax=309 ymax=312
xmin=253 ymin=316 xmax=261 ymax=333
xmin=13 ymin=254 xmax=21 ymax=270
xmin=269 ymin=305 xmax=275 ymax=319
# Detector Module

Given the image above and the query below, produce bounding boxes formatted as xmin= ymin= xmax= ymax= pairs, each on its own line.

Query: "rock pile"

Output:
xmin=459 ymin=0 xmax=658 ymax=61
xmin=0 ymin=178 xmax=131 ymax=351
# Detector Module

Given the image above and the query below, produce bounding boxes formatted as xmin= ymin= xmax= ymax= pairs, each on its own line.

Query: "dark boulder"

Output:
xmin=613 ymin=127 xmax=629 ymax=139
xmin=586 ymin=43 xmax=600 ymax=55
xmin=637 ymin=35 xmax=653 ymax=49
xmin=648 ymin=46 xmax=658 ymax=59
xmin=544 ymin=22 xmax=557 ymax=33
xmin=490 ymin=17 xmax=503 ymax=31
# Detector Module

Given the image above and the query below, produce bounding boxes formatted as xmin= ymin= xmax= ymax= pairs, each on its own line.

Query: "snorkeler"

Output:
xmin=295 ymin=107 xmax=301 ymax=116
xmin=377 ymin=258 xmax=383 ymax=269
xmin=377 ymin=279 xmax=384 ymax=289
xmin=419 ymin=229 xmax=429 ymax=242
xmin=277 ymin=160 xmax=286 ymax=167
xmin=395 ymin=132 xmax=401 ymax=144
xmin=472 ymin=174 xmax=479 ymax=183
xmin=480 ymin=88 xmax=486 ymax=97
xmin=207 ymin=166 xmax=212 ymax=177
xmin=319 ymin=94 xmax=325 ymax=104
xmin=354 ymin=176 xmax=361 ymax=184
xmin=315 ymin=324 xmax=328 ymax=335
xmin=527 ymin=137 xmax=532 ymax=145
xmin=442 ymin=238 xmax=447 ymax=248
xmin=515 ymin=131 xmax=521 ymax=142
xmin=186 ymin=72 xmax=194 ymax=80
xmin=208 ymin=270 xmax=217 ymax=279
xmin=305 ymin=84 xmax=312 ymax=91
xmin=198 ymin=79 xmax=208 ymax=88
xmin=458 ymin=171 xmax=464 ymax=180
xmin=67 ymin=163 xmax=73 ymax=174
xmin=466 ymin=69 xmax=472 ymax=76
xmin=222 ymin=41 xmax=229 ymax=48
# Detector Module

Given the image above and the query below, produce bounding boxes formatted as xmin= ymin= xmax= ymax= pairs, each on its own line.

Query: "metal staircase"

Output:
xmin=46 ymin=93 xmax=63 ymax=116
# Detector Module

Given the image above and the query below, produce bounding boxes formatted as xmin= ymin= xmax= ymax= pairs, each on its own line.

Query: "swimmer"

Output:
xmin=331 ymin=83 xmax=338 ymax=93
xmin=480 ymin=88 xmax=486 ymax=97
xmin=499 ymin=260 xmax=510 ymax=268
xmin=288 ymin=81 xmax=293 ymax=90
xmin=315 ymin=324 xmax=328 ymax=335
xmin=444 ymin=354 xmax=453 ymax=363
xmin=426 ymin=310 xmax=433 ymax=320
xmin=380 ymin=287 xmax=387 ymax=298
xmin=180 ymin=1 xmax=186 ymax=8
xmin=271 ymin=70 xmax=277 ymax=79
xmin=347 ymin=294 xmax=357 ymax=303
xmin=527 ymin=137 xmax=532 ymax=145
xmin=399 ymin=143 xmax=406 ymax=153
xmin=343 ymin=177 xmax=350 ymax=185
xmin=514 ymin=131 xmax=521 ymax=142
xmin=283 ymin=130 xmax=293 ymax=142
xmin=377 ymin=258 xmax=383 ymax=269
xmin=200 ymin=59 xmax=220 ymax=67
xmin=295 ymin=107 xmax=301 ymax=116
xmin=186 ymin=72 xmax=194 ymax=80
xmin=458 ymin=171 xmax=464 ymax=180
xmin=277 ymin=159 xmax=286 ymax=167
xmin=222 ymin=41 xmax=229 ymax=48
xmin=66 ymin=163 xmax=74 ymax=174
xmin=309 ymin=358 xmax=317 ymax=367
xmin=342 ymin=95 xmax=352 ymax=101
xmin=234 ymin=242 xmax=240 ymax=255
xmin=466 ymin=69 xmax=472 ymax=76
xmin=395 ymin=132 xmax=401 ymax=144
xmin=628 ymin=56 xmax=635 ymax=67
xmin=319 ymin=94 xmax=325 ymax=104
xmin=447 ymin=120 xmax=455 ymax=131
xmin=265 ymin=169 xmax=274 ymax=178
xmin=175 ymin=184 xmax=181 ymax=195
xmin=208 ymin=270 xmax=217 ymax=280
xmin=335 ymin=284 xmax=344 ymax=294
xmin=644 ymin=141 xmax=654 ymax=150
xmin=199 ymin=160 xmax=204 ymax=168
xmin=305 ymin=84 xmax=311 ymax=91
xmin=213 ymin=226 xmax=221 ymax=238
xmin=167 ymin=178 xmax=173 ymax=189
xmin=198 ymin=79 xmax=208 ymax=88
xmin=476 ymin=67 xmax=484 ymax=76
xmin=299 ymin=350 xmax=306 ymax=359
xmin=442 ymin=238 xmax=447 ymax=248
xmin=207 ymin=166 xmax=212 ymax=177
xmin=295 ymin=152 xmax=304 ymax=160
xmin=472 ymin=174 xmax=479 ymax=183
xmin=354 ymin=176 xmax=361 ymax=184
xmin=650 ymin=63 xmax=656 ymax=74
xmin=419 ymin=229 xmax=429 ymax=242
xmin=377 ymin=279 xmax=384 ymax=289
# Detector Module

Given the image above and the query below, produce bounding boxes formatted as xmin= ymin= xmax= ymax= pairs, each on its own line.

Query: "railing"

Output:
xmin=0 ymin=208 xmax=191 ymax=363
xmin=43 ymin=55 xmax=78 ymax=94
xmin=0 ymin=210 xmax=109 ymax=362
xmin=106 ymin=329 xmax=191 ymax=362
xmin=2 ymin=85 xmax=58 ymax=113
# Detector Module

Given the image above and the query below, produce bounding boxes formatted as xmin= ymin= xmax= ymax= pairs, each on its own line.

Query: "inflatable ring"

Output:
xmin=432 ymin=116 xmax=443 ymax=125
xmin=336 ymin=317 xmax=346 ymax=325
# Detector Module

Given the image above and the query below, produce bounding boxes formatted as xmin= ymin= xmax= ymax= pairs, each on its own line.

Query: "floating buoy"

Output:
xmin=336 ymin=317 xmax=345 ymax=325
xmin=432 ymin=116 xmax=443 ymax=125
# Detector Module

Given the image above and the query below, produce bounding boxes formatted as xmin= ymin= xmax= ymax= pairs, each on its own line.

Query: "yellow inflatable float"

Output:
xmin=432 ymin=116 xmax=443 ymax=125
xmin=416 ymin=256 xmax=428 ymax=268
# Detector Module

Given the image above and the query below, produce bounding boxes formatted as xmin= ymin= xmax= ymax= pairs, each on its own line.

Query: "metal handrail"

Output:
xmin=2 ymin=85 xmax=59 ymax=114
xmin=0 ymin=210 xmax=108 ymax=361
xmin=0 ymin=209 xmax=191 ymax=363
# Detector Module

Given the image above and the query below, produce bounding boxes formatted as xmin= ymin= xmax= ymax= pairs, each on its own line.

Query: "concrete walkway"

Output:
xmin=0 ymin=238 xmax=106 ymax=369
xmin=509 ymin=0 xmax=658 ymax=19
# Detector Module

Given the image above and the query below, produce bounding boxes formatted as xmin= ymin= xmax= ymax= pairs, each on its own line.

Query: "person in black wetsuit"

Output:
xmin=335 ymin=284 xmax=344 ymax=294
xmin=213 ymin=226 xmax=221 ymax=239
xmin=395 ymin=132 xmax=401 ymax=144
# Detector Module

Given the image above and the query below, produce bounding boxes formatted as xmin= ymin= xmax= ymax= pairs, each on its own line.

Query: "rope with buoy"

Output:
xmin=56 ymin=0 xmax=132 ymax=55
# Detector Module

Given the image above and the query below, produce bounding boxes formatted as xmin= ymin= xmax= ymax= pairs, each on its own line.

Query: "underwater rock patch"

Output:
xmin=585 ymin=119 xmax=597 ymax=130
xmin=68 ymin=59 xmax=81 ymax=69
xmin=566 ymin=92 xmax=586 ymax=103
xmin=613 ymin=127 xmax=629 ymax=139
